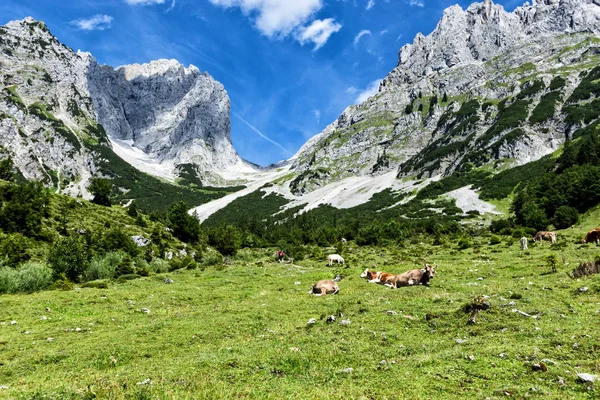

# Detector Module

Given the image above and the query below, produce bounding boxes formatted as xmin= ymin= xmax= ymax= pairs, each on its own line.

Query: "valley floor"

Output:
xmin=0 ymin=227 xmax=599 ymax=399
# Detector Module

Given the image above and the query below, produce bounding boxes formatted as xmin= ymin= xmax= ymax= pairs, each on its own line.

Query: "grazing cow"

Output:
xmin=520 ymin=237 xmax=528 ymax=250
xmin=328 ymin=254 xmax=345 ymax=266
xmin=391 ymin=264 xmax=436 ymax=288
xmin=309 ymin=279 xmax=339 ymax=296
xmin=583 ymin=228 xmax=600 ymax=245
xmin=360 ymin=268 xmax=396 ymax=287
xmin=532 ymin=231 xmax=557 ymax=245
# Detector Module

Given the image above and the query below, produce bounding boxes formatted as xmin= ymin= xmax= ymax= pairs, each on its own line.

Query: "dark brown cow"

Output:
xmin=583 ymin=228 xmax=600 ymax=245
xmin=532 ymin=231 xmax=557 ymax=245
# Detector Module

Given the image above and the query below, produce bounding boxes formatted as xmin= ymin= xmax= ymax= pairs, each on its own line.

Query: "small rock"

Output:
xmin=136 ymin=379 xmax=152 ymax=386
xmin=294 ymin=282 xmax=301 ymax=285
xmin=508 ymin=301 xmax=516 ymax=306
xmin=332 ymin=274 xmax=343 ymax=282
xmin=75 ymin=328 xmax=81 ymax=332
xmin=341 ymin=368 xmax=353 ymax=373
xmin=468 ymin=355 xmax=475 ymax=361
xmin=307 ymin=318 xmax=317 ymax=325
xmin=10 ymin=320 xmax=16 ymax=325
xmin=0 ymin=385 xmax=8 ymax=390
xmin=164 ymin=278 xmax=174 ymax=284
xmin=499 ymin=353 xmax=507 ymax=359
xmin=578 ymin=287 xmax=589 ymax=293
xmin=141 ymin=308 xmax=150 ymax=315
xmin=47 ymin=337 xmax=53 ymax=342
xmin=557 ymin=377 xmax=566 ymax=386
xmin=326 ymin=315 xmax=336 ymax=323
xmin=339 ymin=319 xmax=351 ymax=325
xmin=289 ymin=347 xmax=300 ymax=352
xmin=577 ymin=373 xmax=599 ymax=383
xmin=541 ymin=359 xmax=557 ymax=365
xmin=379 ymin=360 xmax=387 ymax=365
xmin=24 ymin=331 xmax=30 ymax=335
xmin=573 ymin=343 xmax=579 ymax=349
xmin=41 ymin=316 xmax=47 ymax=321
xmin=45 ymin=307 xmax=51 ymax=312
xmin=477 ymin=277 xmax=484 ymax=281
xmin=455 ymin=339 xmax=467 ymax=344
xmin=386 ymin=310 xmax=398 ymax=315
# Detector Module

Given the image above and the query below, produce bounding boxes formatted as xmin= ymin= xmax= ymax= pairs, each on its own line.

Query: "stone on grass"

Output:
xmin=455 ymin=338 xmax=467 ymax=344
xmin=386 ymin=310 xmax=398 ymax=315
xmin=326 ymin=315 xmax=336 ymax=323
xmin=307 ymin=318 xmax=317 ymax=325
xmin=341 ymin=368 xmax=353 ymax=373
xmin=164 ymin=278 xmax=174 ymax=284
xmin=10 ymin=321 xmax=16 ymax=325
xmin=577 ymin=373 xmax=599 ymax=383
xmin=136 ymin=379 xmax=152 ymax=385
xmin=141 ymin=308 xmax=150 ymax=315
xmin=532 ymin=362 xmax=547 ymax=372
xmin=339 ymin=319 xmax=351 ymax=325
xmin=578 ymin=287 xmax=589 ymax=293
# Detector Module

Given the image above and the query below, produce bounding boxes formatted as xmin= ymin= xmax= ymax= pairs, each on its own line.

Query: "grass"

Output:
xmin=1 ymin=223 xmax=599 ymax=398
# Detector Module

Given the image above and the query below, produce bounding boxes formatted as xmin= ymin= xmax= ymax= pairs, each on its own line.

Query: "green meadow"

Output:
xmin=1 ymin=221 xmax=599 ymax=399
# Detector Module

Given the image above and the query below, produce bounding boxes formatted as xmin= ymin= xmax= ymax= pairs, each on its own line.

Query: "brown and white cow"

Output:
xmin=360 ymin=268 xmax=396 ymax=287
xmin=309 ymin=279 xmax=340 ymax=296
xmin=391 ymin=264 xmax=436 ymax=288
xmin=532 ymin=231 xmax=557 ymax=245
xmin=583 ymin=228 xmax=600 ymax=245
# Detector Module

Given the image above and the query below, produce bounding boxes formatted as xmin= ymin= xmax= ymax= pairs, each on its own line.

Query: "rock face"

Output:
xmin=0 ymin=17 xmax=251 ymax=197
xmin=290 ymin=0 xmax=600 ymax=193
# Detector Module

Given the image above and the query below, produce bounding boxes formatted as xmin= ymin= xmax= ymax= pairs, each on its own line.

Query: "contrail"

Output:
xmin=233 ymin=112 xmax=293 ymax=156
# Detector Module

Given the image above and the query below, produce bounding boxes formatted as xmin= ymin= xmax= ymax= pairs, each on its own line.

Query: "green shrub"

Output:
xmin=167 ymin=201 xmax=202 ymax=243
xmin=115 ymin=255 xmax=135 ymax=277
xmin=48 ymin=235 xmax=91 ymax=282
xmin=553 ymin=206 xmax=579 ymax=229
xmin=52 ymin=278 xmax=74 ymax=291
xmin=0 ymin=267 xmax=18 ymax=293
xmin=16 ymin=261 xmax=53 ymax=292
xmin=489 ymin=235 xmax=502 ymax=245
xmin=169 ymin=256 xmax=198 ymax=271
xmin=97 ymin=227 xmax=139 ymax=257
xmin=81 ymin=280 xmax=109 ymax=289
xmin=137 ymin=265 xmax=151 ymax=276
xmin=208 ymin=225 xmax=242 ymax=256
xmin=85 ymin=251 xmax=126 ymax=281
xmin=0 ymin=233 xmax=31 ymax=267
xmin=148 ymin=258 xmax=170 ymax=274
xmin=88 ymin=178 xmax=112 ymax=207
xmin=457 ymin=237 xmax=472 ymax=250
xmin=202 ymin=251 xmax=224 ymax=267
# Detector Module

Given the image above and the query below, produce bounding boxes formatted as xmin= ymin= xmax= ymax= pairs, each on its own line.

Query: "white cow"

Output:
xmin=520 ymin=237 xmax=528 ymax=250
xmin=328 ymin=254 xmax=345 ymax=266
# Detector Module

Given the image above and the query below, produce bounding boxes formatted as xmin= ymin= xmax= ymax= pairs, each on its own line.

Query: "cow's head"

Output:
xmin=360 ymin=268 xmax=371 ymax=279
xmin=424 ymin=264 xmax=436 ymax=279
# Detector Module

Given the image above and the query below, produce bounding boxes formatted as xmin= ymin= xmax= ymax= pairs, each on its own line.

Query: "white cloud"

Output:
xmin=380 ymin=29 xmax=388 ymax=35
xmin=125 ymin=0 xmax=166 ymax=5
xmin=346 ymin=86 xmax=358 ymax=95
xmin=353 ymin=29 xmax=371 ymax=46
xmin=71 ymin=15 xmax=113 ymax=31
xmin=408 ymin=0 xmax=424 ymax=7
xmin=313 ymin=109 xmax=321 ymax=123
xmin=209 ymin=0 xmax=322 ymax=37
xmin=209 ymin=0 xmax=341 ymax=49
xmin=297 ymin=18 xmax=342 ymax=50
xmin=354 ymin=79 xmax=382 ymax=104
xmin=366 ymin=0 xmax=375 ymax=10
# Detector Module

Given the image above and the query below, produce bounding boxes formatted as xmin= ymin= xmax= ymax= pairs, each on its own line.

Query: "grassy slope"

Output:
xmin=1 ymin=214 xmax=599 ymax=398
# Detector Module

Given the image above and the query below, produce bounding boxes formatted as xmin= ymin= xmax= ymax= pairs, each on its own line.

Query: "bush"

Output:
xmin=17 ymin=261 xmax=53 ymax=292
xmin=0 ymin=267 xmax=18 ymax=294
xmin=0 ymin=233 xmax=30 ymax=267
xmin=84 ymin=251 xmax=126 ymax=281
xmin=553 ymin=206 xmax=579 ymax=229
xmin=489 ymin=235 xmax=502 ymax=245
xmin=115 ymin=255 xmax=135 ymax=277
xmin=457 ymin=237 xmax=472 ymax=250
xmin=52 ymin=278 xmax=74 ymax=291
xmin=81 ymin=280 xmax=109 ymax=289
xmin=148 ymin=258 xmax=170 ymax=274
xmin=88 ymin=178 xmax=112 ymax=206
xmin=97 ymin=227 xmax=139 ymax=257
xmin=48 ymin=235 xmax=91 ymax=282
xmin=167 ymin=201 xmax=201 ymax=243
xmin=116 ymin=274 xmax=141 ymax=283
xmin=169 ymin=256 xmax=198 ymax=271
xmin=208 ymin=225 xmax=242 ymax=256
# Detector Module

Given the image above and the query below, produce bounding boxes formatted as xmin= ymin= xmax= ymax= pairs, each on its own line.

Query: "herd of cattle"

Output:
xmin=308 ymin=228 xmax=600 ymax=296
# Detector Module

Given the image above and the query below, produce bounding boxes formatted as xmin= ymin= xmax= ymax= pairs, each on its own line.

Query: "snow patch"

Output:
xmin=444 ymin=185 xmax=501 ymax=215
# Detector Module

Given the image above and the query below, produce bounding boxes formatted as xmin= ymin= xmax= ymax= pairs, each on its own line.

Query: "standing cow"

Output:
xmin=532 ymin=231 xmax=557 ymax=245
xmin=519 ymin=237 xmax=528 ymax=250
xmin=583 ymin=228 xmax=600 ymax=245
xmin=327 ymin=254 xmax=345 ymax=266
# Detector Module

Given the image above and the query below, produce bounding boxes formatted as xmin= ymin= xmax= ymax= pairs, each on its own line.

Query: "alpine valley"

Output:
xmin=1 ymin=0 xmax=600 ymax=222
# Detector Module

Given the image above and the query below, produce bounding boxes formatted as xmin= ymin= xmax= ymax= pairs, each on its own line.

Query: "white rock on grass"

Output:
xmin=141 ymin=308 xmax=150 ymax=315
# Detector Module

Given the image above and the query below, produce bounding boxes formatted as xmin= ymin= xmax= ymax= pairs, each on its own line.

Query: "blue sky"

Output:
xmin=0 ymin=0 xmax=523 ymax=166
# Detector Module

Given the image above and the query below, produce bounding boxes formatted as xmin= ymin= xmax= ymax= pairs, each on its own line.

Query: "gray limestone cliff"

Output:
xmin=0 ymin=17 xmax=250 ymax=197
xmin=290 ymin=0 xmax=600 ymax=194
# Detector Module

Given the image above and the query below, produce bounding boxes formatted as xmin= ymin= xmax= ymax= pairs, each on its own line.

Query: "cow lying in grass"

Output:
xmin=361 ymin=264 xmax=436 ymax=288
xmin=360 ymin=268 xmax=396 ymax=287
xmin=328 ymin=254 xmax=344 ymax=266
xmin=392 ymin=264 xmax=436 ymax=288
xmin=309 ymin=280 xmax=339 ymax=296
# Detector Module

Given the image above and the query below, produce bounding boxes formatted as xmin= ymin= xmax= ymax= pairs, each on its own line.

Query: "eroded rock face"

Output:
xmin=291 ymin=0 xmax=600 ymax=193
xmin=0 ymin=17 xmax=251 ymax=194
